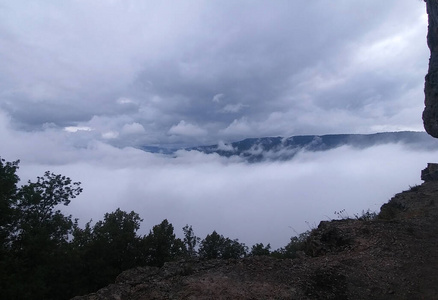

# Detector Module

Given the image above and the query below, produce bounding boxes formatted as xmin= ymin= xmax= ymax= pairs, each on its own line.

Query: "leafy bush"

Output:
xmin=272 ymin=231 xmax=310 ymax=259
xmin=198 ymin=231 xmax=247 ymax=259
xmin=250 ymin=243 xmax=271 ymax=256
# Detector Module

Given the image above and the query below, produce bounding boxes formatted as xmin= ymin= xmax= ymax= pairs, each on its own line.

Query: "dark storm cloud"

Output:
xmin=0 ymin=0 xmax=429 ymax=146
xmin=132 ymin=1 xmax=411 ymax=121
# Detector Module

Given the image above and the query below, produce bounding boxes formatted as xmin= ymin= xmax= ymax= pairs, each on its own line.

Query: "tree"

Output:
xmin=271 ymin=231 xmax=310 ymax=259
xmin=17 ymin=172 xmax=82 ymax=299
xmin=142 ymin=219 xmax=185 ymax=266
xmin=94 ymin=209 xmax=142 ymax=265
xmin=183 ymin=224 xmax=200 ymax=258
xmin=199 ymin=231 xmax=247 ymax=259
xmin=221 ymin=238 xmax=247 ymax=259
xmin=0 ymin=158 xmax=20 ymax=250
xmin=199 ymin=231 xmax=223 ymax=259
xmin=0 ymin=159 xmax=83 ymax=300
xmin=13 ymin=171 xmax=82 ymax=247
xmin=0 ymin=158 xmax=20 ymax=299
xmin=250 ymin=243 xmax=271 ymax=256
xmin=72 ymin=209 xmax=144 ymax=292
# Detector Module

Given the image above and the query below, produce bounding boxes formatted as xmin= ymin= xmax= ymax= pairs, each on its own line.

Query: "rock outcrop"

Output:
xmin=421 ymin=162 xmax=438 ymax=181
xmin=72 ymin=169 xmax=438 ymax=300
xmin=423 ymin=0 xmax=438 ymax=137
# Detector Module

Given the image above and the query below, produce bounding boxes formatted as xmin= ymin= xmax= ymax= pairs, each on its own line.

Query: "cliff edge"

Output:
xmin=72 ymin=169 xmax=438 ymax=300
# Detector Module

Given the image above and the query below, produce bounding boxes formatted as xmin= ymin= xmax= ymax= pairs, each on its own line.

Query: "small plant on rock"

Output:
xmin=354 ymin=209 xmax=377 ymax=221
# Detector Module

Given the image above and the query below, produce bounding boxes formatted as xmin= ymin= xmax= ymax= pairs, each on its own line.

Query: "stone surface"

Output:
xmin=421 ymin=162 xmax=438 ymax=181
xmin=423 ymin=0 xmax=438 ymax=137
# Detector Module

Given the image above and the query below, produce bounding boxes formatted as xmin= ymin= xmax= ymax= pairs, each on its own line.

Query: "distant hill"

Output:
xmin=140 ymin=131 xmax=438 ymax=162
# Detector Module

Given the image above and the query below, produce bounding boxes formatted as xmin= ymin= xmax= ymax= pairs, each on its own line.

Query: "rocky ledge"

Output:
xmin=72 ymin=168 xmax=438 ymax=300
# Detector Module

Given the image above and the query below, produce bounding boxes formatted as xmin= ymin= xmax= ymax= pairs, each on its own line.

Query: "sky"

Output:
xmin=0 ymin=0 xmax=435 ymax=249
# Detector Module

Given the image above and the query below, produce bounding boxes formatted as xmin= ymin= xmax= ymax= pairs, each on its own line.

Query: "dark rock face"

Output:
xmin=421 ymin=162 xmax=438 ymax=181
xmin=423 ymin=0 xmax=438 ymax=137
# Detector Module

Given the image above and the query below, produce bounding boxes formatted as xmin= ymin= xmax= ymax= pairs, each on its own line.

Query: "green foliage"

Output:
xmin=0 ymin=158 xmax=19 ymax=234
xmin=75 ymin=209 xmax=144 ymax=291
xmin=183 ymin=224 xmax=200 ymax=258
xmin=0 ymin=158 xmax=20 ymax=254
xmin=250 ymin=243 xmax=271 ymax=256
xmin=272 ymin=231 xmax=310 ymax=259
xmin=198 ymin=230 xmax=247 ymax=259
xmin=0 ymin=158 xmax=196 ymax=299
xmin=334 ymin=209 xmax=377 ymax=221
xmin=354 ymin=209 xmax=377 ymax=221
xmin=0 ymin=158 xmax=83 ymax=300
xmin=93 ymin=209 xmax=142 ymax=257
xmin=13 ymin=171 xmax=82 ymax=254
xmin=142 ymin=219 xmax=185 ymax=266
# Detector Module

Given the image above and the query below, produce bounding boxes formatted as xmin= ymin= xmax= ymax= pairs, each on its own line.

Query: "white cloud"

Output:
xmin=0 ymin=0 xmax=429 ymax=146
xmin=212 ymin=93 xmax=225 ymax=103
xmin=219 ymin=117 xmax=253 ymax=137
xmin=2 ymin=109 xmax=438 ymax=249
xmin=117 ymin=97 xmax=135 ymax=105
xmin=64 ymin=126 xmax=93 ymax=133
xmin=102 ymin=131 xmax=119 ymax=139
xmin=217 ymin=140 xmax=234 ymax=151
xmin=221 ymin=103 xmax=247 ymax=113
xmin=21 ymin=142 xmax=438 ymax=249
xmin=168 ymin=120 xmax=207 ymax=137
xmin=121 ymin=122 xmax=146 ymax=135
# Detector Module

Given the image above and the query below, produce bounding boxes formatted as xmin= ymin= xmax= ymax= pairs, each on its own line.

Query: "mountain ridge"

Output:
xmin=140 ymin=131 xmax=438 ymax=162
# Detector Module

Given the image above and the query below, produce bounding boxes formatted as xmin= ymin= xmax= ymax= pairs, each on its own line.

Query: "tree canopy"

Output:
xmin=198 ymin=230 xmax=247 ymax=259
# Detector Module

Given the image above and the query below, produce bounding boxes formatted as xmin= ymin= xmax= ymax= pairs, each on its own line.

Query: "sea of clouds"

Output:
xmin=1 ymin=111 xmax=437 ymax=249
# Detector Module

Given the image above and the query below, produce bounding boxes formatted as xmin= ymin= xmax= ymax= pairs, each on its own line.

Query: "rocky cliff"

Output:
xmin=72 ymin=168 xmax=438 ymax=300
xmin=423 ymin=0 xmax=438 ymax=137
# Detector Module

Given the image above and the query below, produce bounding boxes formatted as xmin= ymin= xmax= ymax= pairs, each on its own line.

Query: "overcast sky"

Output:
xmin=0 ymin=1 xmax=435 ymax=248
xmin=0 ymin=0 xmax=430 ymax=147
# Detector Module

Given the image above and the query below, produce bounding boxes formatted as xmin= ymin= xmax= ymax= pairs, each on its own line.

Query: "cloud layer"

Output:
xmin=0 ymin=1 xmax=434 ymax=249
xmin=1 ymin=110 xmax=436 ymax=249
xmin=0 ymin=0 xmax=429 ymax=147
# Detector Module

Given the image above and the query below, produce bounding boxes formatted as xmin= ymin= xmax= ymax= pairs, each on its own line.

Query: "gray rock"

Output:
xmin=423 ymin=0 xmax=438 ymax=137
xmin=421 ymin=162 xmax=438 ymax=181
